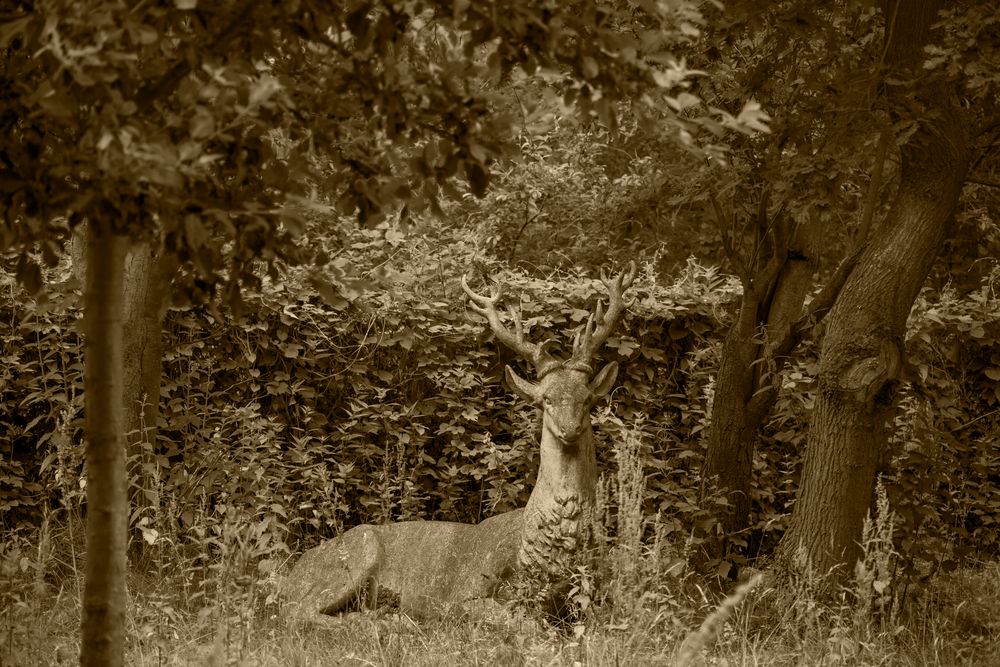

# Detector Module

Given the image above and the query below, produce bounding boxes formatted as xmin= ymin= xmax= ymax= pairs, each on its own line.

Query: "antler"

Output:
xmin=570 ymin=261 xmax=638 ymax=368
xmin=461 ymin=274 xmax=561 ymax=377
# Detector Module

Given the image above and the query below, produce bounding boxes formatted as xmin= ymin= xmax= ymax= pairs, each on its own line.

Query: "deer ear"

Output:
xmin=505 ymin=365 xmax=541 ymax=405
xmin=588 ymin=362 xmax=618 ymax=400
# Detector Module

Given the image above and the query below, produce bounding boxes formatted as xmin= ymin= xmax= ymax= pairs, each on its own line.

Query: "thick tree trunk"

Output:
xmin=776 ymin=0 xmax=970 ymax=580
xmin=702 ymin=216 xmax=821 ymax=553
xmin=81 ymin=228 xmax=129 ymax=667
xmin=123 ymin=243 xmax=175 ymax=515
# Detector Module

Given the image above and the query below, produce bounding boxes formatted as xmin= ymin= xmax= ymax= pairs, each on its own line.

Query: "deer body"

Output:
xmin=282 ymin=510 xmax=524 ymax=619
xmin=282 ymin=265 xmax=635 ymax=621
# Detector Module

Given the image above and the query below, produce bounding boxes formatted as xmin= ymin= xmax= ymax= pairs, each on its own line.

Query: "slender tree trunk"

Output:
xmin=776 ymin=0 xmax=970 ymax=580
xmin=123 ymin=243 xmax=176 ymax=520
xmin=81 ymin=227 xmax=129 ymax=667
xmin=702 ymin=215 xmax=821 ymax=554
xmin=702 ymin=295 xmax=761 ymax=537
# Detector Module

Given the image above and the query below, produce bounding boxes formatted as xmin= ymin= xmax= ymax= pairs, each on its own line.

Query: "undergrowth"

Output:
xmin=1 ymin=230 xmax=998 ymax=665
xmin=2 ymin=426 xmax=998 ymax=667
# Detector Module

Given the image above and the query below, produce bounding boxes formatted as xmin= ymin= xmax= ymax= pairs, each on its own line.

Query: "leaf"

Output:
xmin=667 ymin=92 xmax=700 ymax=111
xmin=189 ymin=107 xmax=215 ymax=140
xmin=140 ymin=525 xmax=159 ymax=545
xmin=174 ymin=0 xmax=197 ymax=7
xmin=248 ymin=76 xmax=282 ymax=108
xmin=309 ymin=276 xmax=348 ymax=310
xmin=467 ymin=141 xmax=489 ymax=163
xmin=735 ymin=100 xmax=772 ymax=134
xmin=615 ymin=339 xmax=639 ymax=357
xmin=385 ymin=228 xmax=405 ymax=247
xmin=0 ymin=16 xmax=31 ymax=50
xmin=184 ymin=215 xmax=210 ymax=249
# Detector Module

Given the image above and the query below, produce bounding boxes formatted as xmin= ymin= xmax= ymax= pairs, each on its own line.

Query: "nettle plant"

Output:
xmin=0 ymin=276 xmax=84 ymax=532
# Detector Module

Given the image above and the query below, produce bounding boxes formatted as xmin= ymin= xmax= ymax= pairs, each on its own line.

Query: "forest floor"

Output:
xmin=3 ymin=527 xmax=999 ymax=667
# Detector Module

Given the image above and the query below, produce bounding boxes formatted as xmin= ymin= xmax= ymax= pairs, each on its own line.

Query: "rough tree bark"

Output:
xmin=81 ymin=226 xmax=129 ymax=667
xmin=123 ymin=243 xmax=176 ymax=516
xmin=702 ymin=209 xmax=821 ymax=546
xmin=776 ymin=0 xmax=971 ymax=580
xmin=696 ymin=181 xmax=880 ymax=574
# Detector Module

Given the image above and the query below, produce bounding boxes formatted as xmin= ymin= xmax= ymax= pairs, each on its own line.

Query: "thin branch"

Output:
xmin=855 ymin=127 xmax=891 ymax=251
xmin=881 ymin=0 xmax=901 ymax=66
xmin=709 ymin=189 xmax=751 ymax=286
xmin=965 ymin=175 xmax=1000 ymax=190
xmin=956 ymin=407 xmax=1000 ymax=432
xmin=752 ymin=197 xmax=789 ymax=302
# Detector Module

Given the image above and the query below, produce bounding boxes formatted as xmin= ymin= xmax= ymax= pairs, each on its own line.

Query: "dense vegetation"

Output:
xmin=4 ymin=167 xmax=1000 ymax=664
xmin=1 ymin=0 xmax=999 ymax=664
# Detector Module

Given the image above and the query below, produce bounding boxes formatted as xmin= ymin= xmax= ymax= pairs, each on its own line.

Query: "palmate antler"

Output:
xmin=461 ymin=261 xmax=637 ymax=376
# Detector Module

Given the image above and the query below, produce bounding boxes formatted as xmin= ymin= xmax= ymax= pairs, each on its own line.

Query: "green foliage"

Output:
xmin=886 ymin=271 xmax=1000 ymax=572
xmin=927 ymin=2 xmax=1000 ymax=102
xmin=153 ymin=227 xmax=732 ymax=552
xmin=0 ymin=0 xmax=744 ymax=305
xmin=463 ymin=121 xmax=714 ymax=275
xmin=4 ymin=241 xmax=998 ymax=573
xmin=0 ymin=223 xmax=731 ymax=550
xmin=0 ymin=279 xmax=83 ymax=531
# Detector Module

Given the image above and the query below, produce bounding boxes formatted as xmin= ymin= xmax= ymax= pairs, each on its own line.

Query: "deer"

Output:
xmin=281 ymin=262 xmax=637 ymax=622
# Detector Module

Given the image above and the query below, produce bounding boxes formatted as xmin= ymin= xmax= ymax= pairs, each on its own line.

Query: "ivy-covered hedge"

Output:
xmin=2 ymin=228 xmax=998 ymax=577
xmin=153 ymin=244 xmax=733 ymax=549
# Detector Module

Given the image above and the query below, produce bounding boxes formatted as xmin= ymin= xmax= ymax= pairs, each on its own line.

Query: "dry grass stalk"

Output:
xmin=674 ymin=572 xmax=765 ymax=666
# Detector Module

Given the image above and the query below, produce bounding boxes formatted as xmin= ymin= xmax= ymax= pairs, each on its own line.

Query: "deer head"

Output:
xmin=461 ymin=263 xmax=636 ymax=448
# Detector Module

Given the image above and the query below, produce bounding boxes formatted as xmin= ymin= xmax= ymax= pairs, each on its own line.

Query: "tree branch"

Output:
xmin=709 ymin=189 xmax=751 ymax=288
xmin=773 ymin=243 xmax=863 ymax=362
xmin=965 ymin=175 xmax=1000 ymax=190
xmin=854 ymin=127 xmax=891 ymax=251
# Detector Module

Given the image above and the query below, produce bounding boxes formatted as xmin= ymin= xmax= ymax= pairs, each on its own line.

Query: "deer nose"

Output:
xmin=557 ymin=423 xmax=583 ymax=442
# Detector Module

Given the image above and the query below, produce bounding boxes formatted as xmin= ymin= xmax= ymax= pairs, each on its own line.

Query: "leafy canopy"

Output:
xmin=0 ymin=0 xmax=766 ymax=306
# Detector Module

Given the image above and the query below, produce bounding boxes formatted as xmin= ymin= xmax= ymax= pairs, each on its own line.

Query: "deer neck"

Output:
xmin=530 ymin=416 xmax=597 ymax=505
xmin=518 ymin=411 xmax=598 ymax=574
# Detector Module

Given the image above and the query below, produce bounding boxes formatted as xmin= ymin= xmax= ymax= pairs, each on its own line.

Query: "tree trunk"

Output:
xmin=702 ymin=295 xmax=761 ymax=538
xmin=776 ymin=0 xmax=970 ymax=581
xmin=701 ymin=214 xmax=821 ymax=559
xmin=123 ymin=243 xmax=176 ymax=523
xmin=81 ymin=227 xmax=129 ymax=667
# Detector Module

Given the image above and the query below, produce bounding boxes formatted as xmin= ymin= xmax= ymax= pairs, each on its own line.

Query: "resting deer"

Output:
xmin=281 ymin=263 xmax=637 ymax=621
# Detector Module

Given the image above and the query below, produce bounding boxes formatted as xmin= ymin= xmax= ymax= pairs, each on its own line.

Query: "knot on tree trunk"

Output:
xmin=832 ymin=338 xmax=904 ymax=409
